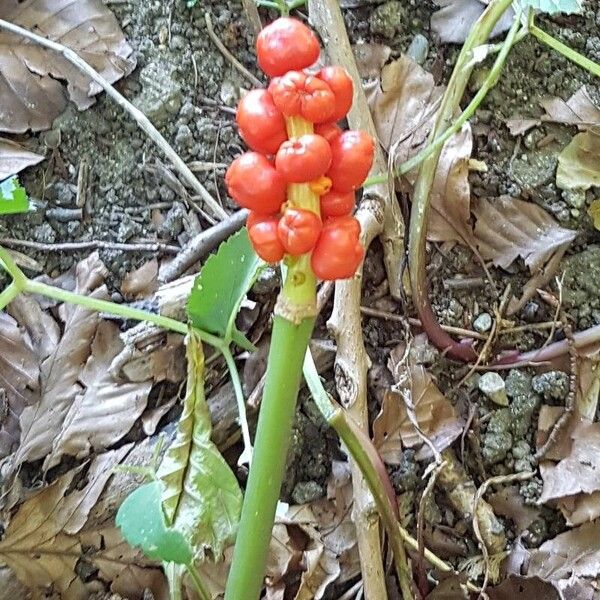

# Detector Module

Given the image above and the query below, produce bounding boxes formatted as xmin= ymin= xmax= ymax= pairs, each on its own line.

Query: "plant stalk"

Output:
xmin=408 ymin=0 xmax=513 ymax=362
xmin=224 ymin=316 xmax=315 ymax=600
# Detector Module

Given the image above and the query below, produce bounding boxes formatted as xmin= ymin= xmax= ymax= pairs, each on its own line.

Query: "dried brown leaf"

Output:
xmin=488 ymin=485 xmax=540 ymax=534
xmin=121 ymin=259 xmax=159 ymax=300
xmin=488 ymin=575 xmax=560 ymax=600
xmin=505 ymin=117 xmax=541 ymax=137
xmin=0 ymin=447 xmax=136 ymax=598
xmin=541 ymin=86 xmax=600 ymax=129
xmin=44 ymin=321 xmax=152 ymax=469
xmin=473 ymin=196 xmax=577 ymax=272
xmin=431 ymin=0 xmax=515 ymax=44
xmin=373 ymin=366 xmax=462 ymax=463
xmin=353 ymin=42 xmax=391 ymax=80
xmin=556 ymin=129 xmax=600 ymax=192
xmin=0 ymin=0 xmax=135 ymax=133
xmin=0 ymin=312 xmax=38 ymax=458
xmin=13 ymin=253 xmax=108 ymax=466
xmin=527 ymin=519 xmax=600 ymax=581
xmin=369 ymin=55 xmax=475 ymax=246
xmin=0 ymin=137 xmax=44 ymax=179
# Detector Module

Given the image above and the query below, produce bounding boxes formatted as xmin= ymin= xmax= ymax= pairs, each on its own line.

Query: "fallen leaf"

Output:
xmin=121 ymin=259 xmax=159 ymax=300
xmin=0 ymin=312 xmax=38 ymax=458
xmin=44 ymin=320 xmax=152 ymax=469
xmin=488 ymin=485 xmax=540 ymax=534
xmin=0 ymin=0 xmax=136 ymax=133
xmin=527 ymin=519 xmax=600 ymax=581
xmin=505 ymin=117 xmax=541 ymax=137
xmin=556 ymin=129 xmax=600 ymax=192
xmin=0 ymin=176 xmax=30 ymax=215
xmin=588 ymin=199 xmax=600 ymax=231
xmin=473 ymin=196 xmax=577 ymax=272
xmin=487 ymin=575 xmax=560 ymax=599
xmin=0 ymin=447 xmax=151 ymax=598
xmin=426 ymin=573 xmax=469 ymax=599
xmin=541 ymin=85 xmax=600 ymax=129
xmin=373 ymin=366 xmax=462 ymax=463
xmin=431 ymin=0 xmax=515 ymax=44
xmin=12 ymin=253 xmax=109 ymax=467
xmin=0 ymin=137 xmax=43 ymax=179
xmin=519 ymin=0 xmax=583 ymax=15
xmin=369 ymin=55 xmax=475 ymax=246
xmin=353 ymin=42 xmax=391 ymax=80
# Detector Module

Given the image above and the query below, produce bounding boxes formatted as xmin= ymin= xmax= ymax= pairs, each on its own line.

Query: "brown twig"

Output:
xmin=540 ymin=274 xmax=565 ymax=350
xmin=204 ymin=12 xmax=263 ymax=87
xmin=308 ymin=1 xmax=409 ymax=598
xmin=0 ymin=19 xmax=227 ymax=221
xmin=0 ymin=238 xmax=179 ymax=254
xmin=472 ymin=471 xmax=534 ymax=598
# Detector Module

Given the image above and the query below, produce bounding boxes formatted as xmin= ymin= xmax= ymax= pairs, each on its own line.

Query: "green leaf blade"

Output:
xmin=116 ymin=481 xmax=193 ymax=565
xmin=519 ymin=0 xmax=582 ymax=14
xmin=0 ymin=177 xmax=30 ymax=215
xmin=157 ymin=332 xmax=242 ymax=560
xmin=186 ymin=228 xmax=262 ymax=340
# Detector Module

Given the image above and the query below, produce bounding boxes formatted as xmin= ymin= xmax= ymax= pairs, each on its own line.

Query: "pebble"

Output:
xmin=473 ymin=312 xmax=492 ymax=333
xmin=532 ymin=371 xmax=570 ymax=402
xmin=406 ymin=34 xmax=429 ymax=65
xmin=479 ymin=372 xmax=509 ymax=406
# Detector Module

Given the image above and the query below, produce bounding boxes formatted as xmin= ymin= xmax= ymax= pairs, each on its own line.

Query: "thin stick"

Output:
xmin=472 ymin=471 xmax=534 ymax=598
xmin=0 ymin=19 xmax=228 ymax=221
xmin=204 ymin=13 xmax=262 ymax=87
xmin=0 ymin=238 xmax=179 ymax=254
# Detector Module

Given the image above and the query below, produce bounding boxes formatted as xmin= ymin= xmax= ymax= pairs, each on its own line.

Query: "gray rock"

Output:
xmin=505 ymin=369 xmax=533 ymax=399
xmin=473 ymin=312 xmax=493 ymax=333
xmin=406 ymin=34 xmax=429 ymax=65
xmin=369 ymin=1 xmax=405 ymax=39
xmin=482 ymin=408 xmax=513 ymax=465
xmin=532 ymin=371 xmax=570 ymax=402
xmin=479 ymin=372 xmax=508 ymax=406
xmin=292 ymin=480 xmax=324 ymax=504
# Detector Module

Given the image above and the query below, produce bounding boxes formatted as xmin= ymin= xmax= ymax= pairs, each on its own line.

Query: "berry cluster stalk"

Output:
xmin=224 ymin=116 xmax=319 ymax=600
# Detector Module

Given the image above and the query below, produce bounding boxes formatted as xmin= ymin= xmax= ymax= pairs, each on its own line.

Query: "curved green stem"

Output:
xmin=408 ymin=0 xmax=514 ymax=362
xmin=224 ymin=316 xmax=315 ymax=600
xmin=364 ymin=21 xmax=525 ymax=189
xmin=530 ymin=20 xmax=600 ymax=78
xmin=222 ymin=346 xmax=253 ymax=464
xmin=0 ymin=282 xmax=20 ymax=311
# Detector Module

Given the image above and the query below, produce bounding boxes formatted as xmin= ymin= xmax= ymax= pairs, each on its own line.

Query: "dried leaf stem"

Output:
xmin=407 ymin=0 xmax=514 ymax=361
xmin=0 ymin=19 xmax=227 ymax=221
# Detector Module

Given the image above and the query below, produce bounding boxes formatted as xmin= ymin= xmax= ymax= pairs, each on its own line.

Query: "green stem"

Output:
xmin=164 ymin=562 xmax=184 ymax=600
xmin=408 ymin=0 xmax=513 ymax=362
xmin=530 ymin=21 xmax=600 ymax=78
xmin=0 ymin=282 xmax=20 ymax=310
xmin=222 ymin=346 xmax=253 ymax=464
xmin=224 ymin=315 xmax=315 ymax=600
xmin=186 ymin=563 xmax=211 ymax=600
xmin=363 ymin=22 xmax=525 ymax=189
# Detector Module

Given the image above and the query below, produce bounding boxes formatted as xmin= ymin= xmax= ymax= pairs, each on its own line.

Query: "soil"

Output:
xmin=2 ymin=0 xmax=600 ymax=597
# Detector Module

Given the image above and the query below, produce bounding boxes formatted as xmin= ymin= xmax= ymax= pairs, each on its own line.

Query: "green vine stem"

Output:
xmin=365 ymin=14 xmax=523 ymax=188
xmin=408 ymin=0 xmax=513 ymax=362
xmin=529 ymin=16 xmax=600 ymax=78
xmin=224 ymin=316 xmax=315 ymax=600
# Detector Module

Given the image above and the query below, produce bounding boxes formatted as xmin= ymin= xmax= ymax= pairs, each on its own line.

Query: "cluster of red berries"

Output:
xmin=225 ymin=17 xmax=375 ymax=280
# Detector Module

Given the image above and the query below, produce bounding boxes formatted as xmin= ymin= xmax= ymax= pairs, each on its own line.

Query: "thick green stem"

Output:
xmin=225 ymin=316 xmax=315 ymax=600
xmin=408 ymin=0 xmax=513 ymax=362
xmin=530 ymin=21 xmax=600 ymax=78
xmin=0 ymin=282 xmax=20 ymax=310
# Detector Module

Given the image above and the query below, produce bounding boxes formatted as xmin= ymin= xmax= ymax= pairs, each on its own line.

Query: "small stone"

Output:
xmin=478 ymin=372 xmax=509 ymax=406
xmin=473 ymin=312 xmax=493 ymax=333
xmin=482 ymin=408 xmax=513 ymax=465
xmin=406 ymin=34 xmax=429 ymax=65
xmin=291 ymin=481 xmax=323 ymax=504
xmin=532 ymin=371 xmax=570 ymax=402
xmin=369 ymin=1 xmax=405 ymax=39
xmin=505 ymin=369 xmax=533 ymax=399
xmin=512 ymin=440 xmax=531 ymax=460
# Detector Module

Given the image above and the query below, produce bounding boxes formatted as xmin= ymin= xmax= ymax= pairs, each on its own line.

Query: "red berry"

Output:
xmin=247 ymin=213 xmax=285 ymax=263
xmin=314 ymin=122 xmax=343 ymax=144
xmin=225 ymin=152 xmax=286 ymax=213
xmin=275 ymin=134 xmax=332 ymax=183
xmin=327 ymin=130 xmax=375 ymax=192
xmin=316 ymin=66 xmax=353 ymax=121
xmin=236 ymin=89 xmax=287 ymax=155
xmin=320 ymin=189 xmax=355 ymax=218
xmin=277 ymin=208 xmax=322 ymax=255
xmin=256 ymin=18 xmax=320 ymax=78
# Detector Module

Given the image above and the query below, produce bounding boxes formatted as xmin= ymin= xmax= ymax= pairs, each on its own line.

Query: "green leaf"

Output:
xmin=0 ymin=177 xmax=29 ymax=215
xmin=157 ymin=332 xmax=242 ymax=560
xmin=116 ymin=481 xmax=193 ymax=565
xmin=518 ymin=0 xmax=582 ymax=14
xmin=186 ymin=228 xmax=262 ymax=341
